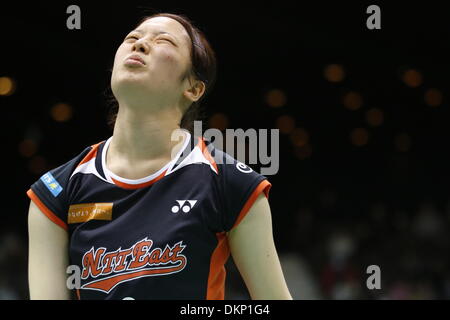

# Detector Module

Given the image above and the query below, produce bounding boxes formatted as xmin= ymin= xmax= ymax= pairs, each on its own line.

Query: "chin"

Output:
xmin=111 ymin=78 xmax=147 ymax=100
xmin=113 ymin=71 xmax=148 ymax=87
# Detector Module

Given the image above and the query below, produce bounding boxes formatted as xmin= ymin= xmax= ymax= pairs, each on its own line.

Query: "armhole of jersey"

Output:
xmin=27 ymin=189 xmax=68 ymax=231
xmin=206 ymin=180 xmax=271 ymax=300
xmin=230 ymin=179 xmax=272 ymax=230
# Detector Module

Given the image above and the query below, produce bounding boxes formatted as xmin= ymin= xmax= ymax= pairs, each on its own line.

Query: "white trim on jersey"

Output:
xmin=69 ymin=130 xmax=218 ymax=185
xmin=167 ymin=143 xmax=218 ymax=175
xmin=102 ymin=130 xmax=192 ymax=185
xmin=69 ymin=152 xmax=110 ymax=183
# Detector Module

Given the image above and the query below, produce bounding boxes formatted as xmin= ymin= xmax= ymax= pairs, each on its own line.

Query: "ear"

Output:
xmin=183 ymin=78 xmax=206 ymax=103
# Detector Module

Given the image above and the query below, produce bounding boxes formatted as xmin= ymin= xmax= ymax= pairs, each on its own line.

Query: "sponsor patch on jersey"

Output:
xmin=80 ymin=237 xmax=187 ymax=293
xmin=40 ymin=172 xmax=63 ymax=197
xmin=68 ymin=203 xmax=113 ymax=224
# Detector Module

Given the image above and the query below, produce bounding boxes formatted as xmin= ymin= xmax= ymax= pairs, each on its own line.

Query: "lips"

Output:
xmin=125 ymin=54 xmax=145 ymax=66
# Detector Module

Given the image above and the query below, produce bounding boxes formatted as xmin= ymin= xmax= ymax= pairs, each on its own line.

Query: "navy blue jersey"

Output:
xmin=26 ymin=131 xmax=271 ymax=300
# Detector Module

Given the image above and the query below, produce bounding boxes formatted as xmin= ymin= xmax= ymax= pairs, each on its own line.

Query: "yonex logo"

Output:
xmin=171 ymin=200 xmax=197 ymax=213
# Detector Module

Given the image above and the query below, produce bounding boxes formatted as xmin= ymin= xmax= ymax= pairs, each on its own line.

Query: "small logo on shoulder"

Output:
xmin=171 ymin=200 xmax=197 ymax=213
xmin=40 ymin=172 xmax=63 ymax=197
xmin=236 ymin=161 xmax=253 ymax=173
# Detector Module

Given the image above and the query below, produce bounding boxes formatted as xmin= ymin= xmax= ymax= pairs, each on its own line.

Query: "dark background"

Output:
xmin=1 ymin=1 xmax=449 ymax=299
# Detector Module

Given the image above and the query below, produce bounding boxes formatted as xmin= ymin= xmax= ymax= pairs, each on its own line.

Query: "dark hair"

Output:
xmin=106 ymin=13 xmax=217 ymax=134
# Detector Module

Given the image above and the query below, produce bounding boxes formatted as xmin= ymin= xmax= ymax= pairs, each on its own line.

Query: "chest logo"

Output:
xmin=80 ymin=237 xmax=187 ymax=293
xmin=171 ymin=200 xmax=197 ymax=213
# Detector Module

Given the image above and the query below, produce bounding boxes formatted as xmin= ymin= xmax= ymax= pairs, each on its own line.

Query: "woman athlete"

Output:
xmin=27 ymin=13 xmax=292 ymax=300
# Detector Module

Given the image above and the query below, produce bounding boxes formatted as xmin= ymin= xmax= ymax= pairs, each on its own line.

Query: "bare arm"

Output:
xmin=227 ymin=193 xmax=292 ymax=300
xmin=28 ymin=200 xmax=71 ymax=299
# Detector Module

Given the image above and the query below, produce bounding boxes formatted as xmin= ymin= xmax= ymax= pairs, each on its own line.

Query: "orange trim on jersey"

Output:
xmin=110 ymin=169 xmax=168 ymax=189
xmin=26 ymin=189 xmax=68 ymax=231
xmin=198 ymin=137 xmax=219 ymax=174
xmin=205 ymin=180 xmax=272 ymax=299
xmin=77 ymin=141 xmax=102 ymax=167
xmin=231 ymin=179 xmax=272 ymax=230
xmin=206 ymin=232 xmax=230 ymax=300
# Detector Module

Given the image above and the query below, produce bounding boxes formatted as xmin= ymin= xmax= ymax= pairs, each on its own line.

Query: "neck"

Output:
xmin=108 ymin=101 xmax=186 ymax=164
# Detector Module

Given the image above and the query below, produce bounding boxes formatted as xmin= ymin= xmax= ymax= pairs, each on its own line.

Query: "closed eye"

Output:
xmin=123 ymin=34 xmax=177 ymax=46
xmin=124 ymin=35 xmax=139 ymax=41
xmin=156 ymin=37 xmax=176 ymax=46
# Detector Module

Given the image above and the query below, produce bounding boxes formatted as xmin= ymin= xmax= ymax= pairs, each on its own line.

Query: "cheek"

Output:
xmin=113 ymin=46 xmax=126 ymax=67
xmin=111 ymin=49 xmax=123 ymax=77
xmin=110 ymin=46 xmax=129 ymax=86
xmin=155 ymin=48 xmax=185 ymax=71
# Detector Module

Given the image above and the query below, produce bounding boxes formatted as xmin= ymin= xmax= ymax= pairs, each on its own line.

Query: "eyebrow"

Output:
xmin=133 ymin=29 xmax=177 ymax=40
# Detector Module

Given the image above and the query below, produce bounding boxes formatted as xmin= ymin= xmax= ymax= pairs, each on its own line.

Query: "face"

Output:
xmin=111 ymin=17 xmax=195 ymax=107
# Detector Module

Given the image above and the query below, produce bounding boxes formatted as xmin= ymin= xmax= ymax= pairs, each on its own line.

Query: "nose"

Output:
xmin=133 ymin=38 xmax=150 ymax=54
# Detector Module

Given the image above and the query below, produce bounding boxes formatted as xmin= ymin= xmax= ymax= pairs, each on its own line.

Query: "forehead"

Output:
xmin=137 ymin=17 xmax=190 ymax=43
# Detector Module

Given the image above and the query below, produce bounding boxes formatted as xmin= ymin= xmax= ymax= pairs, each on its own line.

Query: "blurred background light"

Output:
xmin=290 ymin=127 xmax=310 ymax=147
xmin=265 ymin=89 xmax=287 ymax=108
xmin=402 ymin=69 xmax=423 ymax=88
xmin=394 ymin=133 xmax=412 ymax=152
xmin=28 ymin=155 xmax=47 ymax=175
xmin=50 ymin=103 xmax=73 ymax=122
xmin=18 ymin=139 xmax=38 ymax=158
xmin=342 ymin=91 xmax=363 ymax=110
xmin=208 ymin=112 xmax=229 ymax=131
xmin=366 ymin=108 xmax=384 ymax=127
xmin=0 ymin=76 xmax=16 ymax=96
xmin=324 ymin=64 xmax=345 ymax=83
xmin=350 ymin=128 xmax=369 ymax=146
xmin=294 ymin=144 xmax=312 ymax=160
xmin=276 ymin=115 xmax=296 ymax=134
xmin=424 ymin=88 xmax=443 ymax=107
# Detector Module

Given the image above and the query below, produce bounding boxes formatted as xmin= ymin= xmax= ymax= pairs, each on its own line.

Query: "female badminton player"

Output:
xmin=27 ymin=13 xmax=292 ymax=300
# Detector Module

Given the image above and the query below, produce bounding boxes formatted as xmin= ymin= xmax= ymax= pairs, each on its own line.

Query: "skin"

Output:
xmin=228 ymin=193 xmax=292 ymax=299
xmin=28 ymin=16 xmax=292 ymax=300
xmin=28 ymin=200 xmax=71 ymax=299
xmin=107 ymin=16 xmax=205 ymax=179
